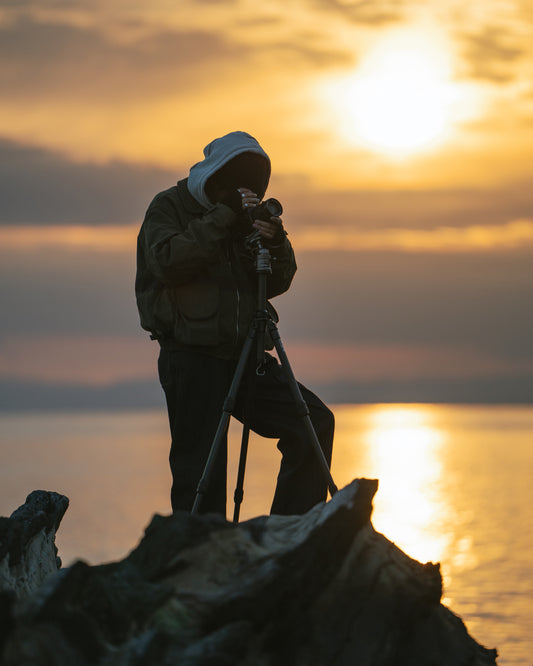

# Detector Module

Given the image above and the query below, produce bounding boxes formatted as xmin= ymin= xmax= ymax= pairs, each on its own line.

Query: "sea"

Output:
xmin=1 ymin=404 xmax=532 ymax=665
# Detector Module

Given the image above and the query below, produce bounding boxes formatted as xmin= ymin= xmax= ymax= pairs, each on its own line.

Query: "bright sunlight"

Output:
xmin=362 ymin=405 xmax=450 ymax=563
xmin=320 ymin=28 xmax=480 ymax=158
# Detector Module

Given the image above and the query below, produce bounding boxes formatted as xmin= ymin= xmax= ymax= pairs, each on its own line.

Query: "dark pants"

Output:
xmin=158 ymin=348 xmax=334 ymax=517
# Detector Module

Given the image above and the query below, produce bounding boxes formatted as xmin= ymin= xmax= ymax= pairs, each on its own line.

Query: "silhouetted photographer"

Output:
xmin=136 ymin=131 xmax=335 ymax=517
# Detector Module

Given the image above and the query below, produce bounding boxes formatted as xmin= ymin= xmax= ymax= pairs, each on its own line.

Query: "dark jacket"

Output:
xmin=135 ymin=178 xmax=297 ymax=359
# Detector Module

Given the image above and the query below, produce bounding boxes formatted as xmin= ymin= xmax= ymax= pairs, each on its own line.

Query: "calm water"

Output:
xmin=1 ymin=404 xmax=532 ymax=664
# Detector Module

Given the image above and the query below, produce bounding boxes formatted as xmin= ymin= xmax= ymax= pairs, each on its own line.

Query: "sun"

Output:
xmin=321 ymin=29 xmax=468 ymax=158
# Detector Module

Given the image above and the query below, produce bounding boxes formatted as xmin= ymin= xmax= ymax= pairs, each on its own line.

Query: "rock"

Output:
xmin=0 ymin=480 xmax=498 ymax=666
xmin=0 ymin=490 xmax=68 ymax=599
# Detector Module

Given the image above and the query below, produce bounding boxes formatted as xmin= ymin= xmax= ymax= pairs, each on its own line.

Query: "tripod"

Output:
xmin=191 ymin=231 xmax=338 ymax=522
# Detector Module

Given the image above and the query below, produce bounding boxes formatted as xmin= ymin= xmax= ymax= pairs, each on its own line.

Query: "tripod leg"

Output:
xmin=191 ymin=327 xmax=256 ymax=515
xmin=233 ymin=425 xmax=250 ymax=523
xmin=268 ymin=320 xmax=338 ymax=499
xmin=232 ymin=345 xmax=259 ymax=523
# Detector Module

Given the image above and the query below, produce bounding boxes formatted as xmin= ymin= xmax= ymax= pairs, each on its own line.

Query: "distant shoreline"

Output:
xmin=1 ymin=376 xmax=532 ymax=412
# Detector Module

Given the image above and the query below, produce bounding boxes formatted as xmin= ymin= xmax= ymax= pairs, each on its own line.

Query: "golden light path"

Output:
xmin=330 ymin=405 xmax=452 ymax=566
xmin=361 ymin=405 xmax=450 ymax=562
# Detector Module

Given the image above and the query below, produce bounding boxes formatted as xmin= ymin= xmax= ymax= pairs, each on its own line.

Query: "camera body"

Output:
xmin=242 ymin=198 xmax=284 ymax=258
xmin=248 ymin=198 xmax=283 ymax=222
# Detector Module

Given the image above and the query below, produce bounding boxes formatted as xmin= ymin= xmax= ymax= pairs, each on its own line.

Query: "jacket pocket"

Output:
xmin=174 ymin=280 xmax=219 ymax=319
xmin=173 ymin=280 xmax=220 ymax=345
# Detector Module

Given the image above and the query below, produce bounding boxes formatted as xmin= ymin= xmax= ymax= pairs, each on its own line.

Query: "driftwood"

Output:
xmin=0 ymin=480 xmax=497 ymax=665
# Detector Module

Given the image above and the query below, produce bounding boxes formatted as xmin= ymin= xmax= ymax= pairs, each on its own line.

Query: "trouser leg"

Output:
xmin=234 ymin=355 xmax=335 ymax=516
xmin=158 ymin=348 xmax=234 ymax=515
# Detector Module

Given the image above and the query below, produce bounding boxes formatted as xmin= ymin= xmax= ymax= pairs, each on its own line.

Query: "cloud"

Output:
xmin=0 ymin=0 xmax=532 ymax=410
xmin=307 ymin=0 xmax=405 ymax=25
xmin=0 ymin=224 xmax=138 ymax=250
xmin=275 ymin=176 xmax=533 ymax=231
xmin=1 ymin=232 xmax=530 ymax=362
xmin=314 ymin=375 xmax=533 ymax=405
xmin=275 ymin=248 xmax=533 ymax=362
xmin=0 ymin=221 xmax=531 ymax=407
xmin=3 ymin=137 xmax=533 ymax=229
xmin=0 ymin=16 xmax=249 ymax=100
xmin=0 ymin=138 xmax=176 ymax=224
xmin=283 ymin=340 xmax=533 ymax=383
xmin=0 ymin=244 xmax=137 ymax=337
xmin=0 ymin=13 xmax=353 ymax=106
xmin=0 ymin=377 xmax=163 ymax=412
xmin=2 ymin=359 xmax=532 ymax=411
xmin=3 ymin=218 xmax=533 ymax=254
xmin=291 ymin=219 xmax=533 ymax=252
xmin=2 ymin=3 xmax=532 ymax=182
xmin=262 ymin=38 xmax=353 ymax=68
xmin=458 ymin=25 xmax=527 ymax=83
xmin=2 ymin=333 xmax=530 ymax=404
xmin=0 ymin=335 xmax=156 ymax=385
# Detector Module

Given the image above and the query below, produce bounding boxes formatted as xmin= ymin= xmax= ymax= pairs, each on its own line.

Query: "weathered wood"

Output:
xmin=0 ymin=481 xmax=498 ymax=665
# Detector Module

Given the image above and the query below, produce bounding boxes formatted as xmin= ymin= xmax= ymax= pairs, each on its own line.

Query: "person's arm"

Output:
xmin=266 ymin=230 xmax=297 ymax=298
xmin=142 ymin=197 xmax=236 ymax=285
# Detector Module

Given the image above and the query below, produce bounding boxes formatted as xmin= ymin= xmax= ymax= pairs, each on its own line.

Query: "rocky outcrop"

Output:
xmin=0 ymin=480 xmax=498 ymax=665
xmin=0 ymin=491 xmax=68 ymax=599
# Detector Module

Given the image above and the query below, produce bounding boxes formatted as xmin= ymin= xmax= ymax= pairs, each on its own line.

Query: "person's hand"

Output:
xmin=251 ymin=215 xmax=283 ymax=241
xmin=238 ymin=187 xmax=260 ymax=211
xmin=237 ymin=188 xmax=284 ymax=241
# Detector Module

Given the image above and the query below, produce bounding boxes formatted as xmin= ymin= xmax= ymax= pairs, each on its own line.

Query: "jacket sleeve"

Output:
xmin=142 ymin=197 xmax=236 ymax=286
xmin=266 ymin=234 xmax=297 ymax=299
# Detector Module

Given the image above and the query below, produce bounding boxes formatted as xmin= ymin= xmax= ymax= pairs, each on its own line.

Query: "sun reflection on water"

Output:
xmin=358 ymin=405 xmax=451 ymax=564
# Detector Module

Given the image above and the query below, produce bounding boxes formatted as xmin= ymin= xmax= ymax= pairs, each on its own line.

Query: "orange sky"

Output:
xmin=0 ymin=0 xmax=532 ymax=406
xmin=2 ymin=2 xmax=533 ymax=185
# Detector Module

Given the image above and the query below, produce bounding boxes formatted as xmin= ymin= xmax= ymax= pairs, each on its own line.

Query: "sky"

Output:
xmin=0 ymin=0 xmax=532 ymax=409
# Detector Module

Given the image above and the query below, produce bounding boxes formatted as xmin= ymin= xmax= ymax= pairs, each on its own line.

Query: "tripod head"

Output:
xmin=244 ymin=231 xmax=272 ymax=274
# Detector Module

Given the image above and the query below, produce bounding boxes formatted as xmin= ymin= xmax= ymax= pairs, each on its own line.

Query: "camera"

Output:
xmin=242 ymin=197 xmax=284 ymax=257
xmin=248 ymin=198 xmax=283 ymax=222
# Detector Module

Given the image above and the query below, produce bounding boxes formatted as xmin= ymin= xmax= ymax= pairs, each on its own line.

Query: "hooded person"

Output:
xmin=188 ymin=130 xmax=271 ymax=209
xmin=136 ymin=131 xmax=334 ymax=516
